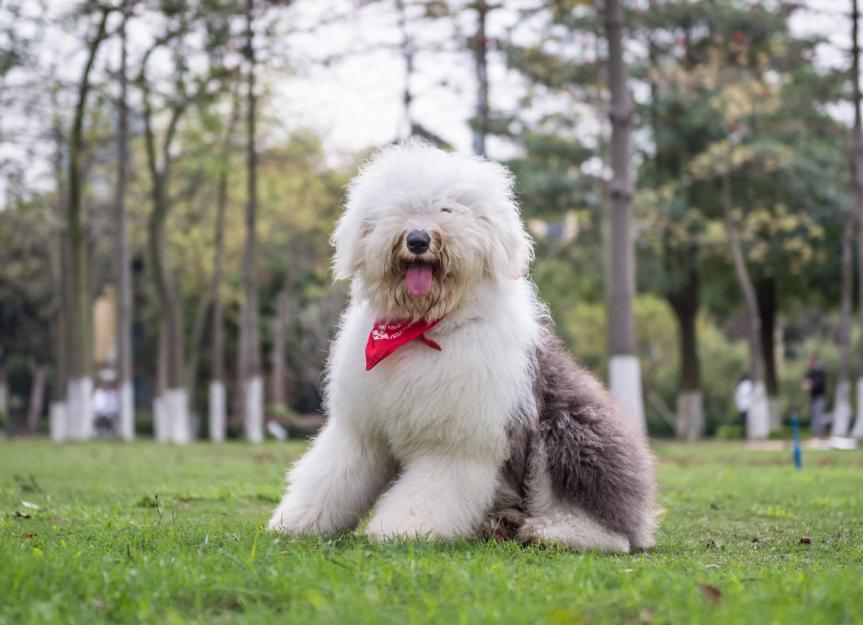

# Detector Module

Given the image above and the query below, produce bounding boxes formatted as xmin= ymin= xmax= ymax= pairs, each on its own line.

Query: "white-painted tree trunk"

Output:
xmin=153 ymin=394 xmax=168 ymax=442
xmin=676 ymin=390 xmax=703 ymax=442
xmin=609 ymin=355 xmax=646 ymax=431
xmin=0 ymin=380 xmax=8 ymax=416
xmin=50 ymin=401 xmax=67 ymax=442
xmin=118 ymin=380 xmax=134 ymax=441
xmin=244 ymin=375 xmax=263 ymax=443
xmin=66 ymin=376 xmax=93 ymax=440
xmin=209 ymin=380 xmax=226 ymax=442
xmin=746 ymin=381 xmax=770 ymax=440
xmin=832 ymin=379 xmax=853 ymax=437
xmin=767 ymin=396 xmax=782 ymax=432
xmin=166 ymin=387 xmax=191 ymax=444
xmin=851 ymin=378 xmax=863 ymax=439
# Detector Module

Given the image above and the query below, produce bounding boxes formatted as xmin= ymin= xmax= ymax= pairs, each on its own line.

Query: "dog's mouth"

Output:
xmin=401 ymin=260 xmax=439 ymax=298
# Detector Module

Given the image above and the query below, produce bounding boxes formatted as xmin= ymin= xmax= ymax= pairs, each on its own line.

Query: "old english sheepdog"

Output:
xmin=268 ymin=142 xmax=657 ymax=552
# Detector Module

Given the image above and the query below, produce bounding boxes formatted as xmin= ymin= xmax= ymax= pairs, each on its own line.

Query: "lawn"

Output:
xmin=1 ymin=440 xmax=862 ymax=625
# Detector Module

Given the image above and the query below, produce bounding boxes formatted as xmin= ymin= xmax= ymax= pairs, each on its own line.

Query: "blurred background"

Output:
xmin=0 ymin=0 xmax=860 ymax=443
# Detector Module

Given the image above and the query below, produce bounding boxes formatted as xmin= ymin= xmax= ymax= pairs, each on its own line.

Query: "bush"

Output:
xmin=715 ymin=424 xmax=744 ymax=440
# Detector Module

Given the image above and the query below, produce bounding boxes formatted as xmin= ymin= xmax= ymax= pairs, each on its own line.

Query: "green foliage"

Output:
xmin=0 ymin=0 xmax=858 ymax=434
xmin=1 ymin=441 xmax=862 ymax=624
xmin=714 ymin=424 xmax=744 ymax=440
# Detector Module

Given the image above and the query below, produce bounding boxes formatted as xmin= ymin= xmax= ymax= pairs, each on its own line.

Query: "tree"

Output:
xmin=852 ymin=0 xmax=863 ymax=440
xmin=114 ymin=0 xmax=134 ymax=441
xmin=50 ymin=79 xmax=69 ymax=442
xmin=66 ymin=5 xmax=112 ymax=440
xmin=208 ymin=90 xmax=240 ymax=443
xmin=470 ymin=0 xmax=490 ymax=156
xmin=0 ymin=192 xmax=56 ymax=434
xmin=395 ymin=0 xmax=416 ymax=140
xmin=720 ymin=151 xmax=769 ymax=439
xmin=139 ymin=51 xmax=190 ymax=442
xmin=604 ymin=0 xmax=646 ymax=430
xmin=239 ymin=0 xmax=263 ymax=443
xmin=136 ymin=9 xmax=229 ymax=443
xmin=636 ymin=0 xmax=710 ymax=440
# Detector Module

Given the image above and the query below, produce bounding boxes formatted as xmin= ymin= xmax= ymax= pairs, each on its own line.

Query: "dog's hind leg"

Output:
xmin=518 ymin=506 xmax=630 ymax=553
xmin=268 ymin=420 xmax=395 ymax=535
xmin=516 ymin=443 xmax=630 ymax=553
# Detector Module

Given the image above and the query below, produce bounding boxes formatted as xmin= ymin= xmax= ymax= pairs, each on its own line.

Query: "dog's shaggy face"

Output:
xmin=332 ymin=142 xmax=534 ymax=320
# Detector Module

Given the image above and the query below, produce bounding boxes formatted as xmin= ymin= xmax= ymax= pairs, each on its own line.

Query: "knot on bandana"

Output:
xmin=365 ymin=317 xmax=444 ymax=370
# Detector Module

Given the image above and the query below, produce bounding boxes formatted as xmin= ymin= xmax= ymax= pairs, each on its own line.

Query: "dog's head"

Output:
xmin=332 ymin=141 xmax=533 ymax=320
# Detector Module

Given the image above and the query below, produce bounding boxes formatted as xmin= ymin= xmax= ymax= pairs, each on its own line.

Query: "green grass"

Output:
xmin=1 ymin=440 xmax=862 ymax=625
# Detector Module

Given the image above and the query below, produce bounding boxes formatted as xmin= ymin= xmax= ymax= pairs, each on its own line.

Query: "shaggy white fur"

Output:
xmin=268 ymin=141 xmax=656 ymax=552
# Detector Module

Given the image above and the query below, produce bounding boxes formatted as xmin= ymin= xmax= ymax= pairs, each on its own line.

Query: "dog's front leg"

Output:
xmin=365 ymin=453 xmax=500 ymax=541
xmin=268 ymin=421 xmax=394 ymax=535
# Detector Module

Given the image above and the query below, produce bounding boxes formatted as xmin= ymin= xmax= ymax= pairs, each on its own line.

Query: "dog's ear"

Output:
xmin=484 ymin=203 xmax=534 ymax=280
xmin=330 ymin=207 xmax=369 ymax=281
xmin=332 ymin=148 xmax=393 ymax=280
xmin=476 ymin=161 xmax=534 ymax=280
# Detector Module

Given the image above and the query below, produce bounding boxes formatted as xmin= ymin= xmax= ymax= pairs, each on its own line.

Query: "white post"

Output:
xmin=609 ymin=354 xmax=646 ymax=431
xmin=154 ymin=394 xmax=167 ymax=442
xmin=209 ymin=380 xmax=226 ymax=442
xmin=851 ymin=378 xmax=863 ymax=439
xmin=832 ymin=379 xmax=853 ymax=437
xmin=746 ymin=381 xmax=770 ymax=440
xmin=50 ymin=401 xmax=67 ymax=442
xmin=166 ymin=387 xmax=191 ymax=444
xmin=244 ymin=374 xmax=264 ymax=443
xmin=67 ymin=376 xmax=93 ymax=440
xmin=118 ymin=380 xmax=135 ymax=441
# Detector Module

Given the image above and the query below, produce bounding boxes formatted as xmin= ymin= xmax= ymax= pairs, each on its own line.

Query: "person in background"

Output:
xmin=734 ymin=373 xmax=753 ymax=429
xmin=802 ymin=355 xmax=828 ymax=438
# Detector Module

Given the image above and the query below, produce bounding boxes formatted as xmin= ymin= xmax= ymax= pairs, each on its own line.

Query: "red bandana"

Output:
xmin=365 ymin=318 xmax=444 ymax=371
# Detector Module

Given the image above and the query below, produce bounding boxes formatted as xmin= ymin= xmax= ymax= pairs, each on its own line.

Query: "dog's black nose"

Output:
xmin=406 ymin=230 xmax=431 ymax=255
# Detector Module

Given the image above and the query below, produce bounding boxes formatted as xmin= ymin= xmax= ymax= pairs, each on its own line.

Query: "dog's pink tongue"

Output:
xmin=405 ymin=263 xmax=433 ymax=297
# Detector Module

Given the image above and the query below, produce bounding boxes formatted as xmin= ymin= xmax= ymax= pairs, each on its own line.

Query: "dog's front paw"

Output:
xmin=365 ymin=514 xmax=448 ymax=542
xmin=267 ymin=503 xmax=322 ymax=535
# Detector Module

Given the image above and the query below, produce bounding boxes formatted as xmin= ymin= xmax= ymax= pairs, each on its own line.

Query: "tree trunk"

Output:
xmin=756 ymin=277 xmax=781 ymax=431
xmin=185 ymin=295 xmax=210 ymax=424
xmin=51 ymin=232 xmax=70 ymax=442
xmin=668 ymin=256 xmax=703 ymax=441
xmin=26 ymin=366 xmax=47 ymax=433
xmin=51 ymin=93 xmax=69 ymax=441
xmin=721 ymin=165 xmax=768 ymax=440
xmin=834 ymin=216 xmax=854 ymax=436
xmin=472 ymin=0 xmax=489 ymax=156
xmin=209 ymin=92 xmax=240 ymax=443
xmin=115 ymin=1 xmax=134 ymax=441
xmin=395 ymin=0 xmax=415 ymax=138
xmin=850 ymin=0 xmax=863 ymax=440
xmin=209 ymin=148 xmax=230 ymax=443
xmin=240 ymin=0 xmax=263 ymax=442
xmin=603 ymin=0 xmax=645 ymax=431
xmin=147 ymin=190 xmax=189 ymax=443
xmin=0 ymin=373 xmax=7 ymax=418
xmin=270 ymin=287 xmax=289 ymax=410
xmin=154 ymin=321 xmax=169 ymax=442
xmin=66 ymin=8 xmax=111 ymax=440
xmin=140 ymin=62 xmax=191 ymax=443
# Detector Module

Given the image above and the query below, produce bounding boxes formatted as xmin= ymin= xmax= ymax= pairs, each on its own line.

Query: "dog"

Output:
xmin=268 ymin=141 xmax=657 ymax=552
